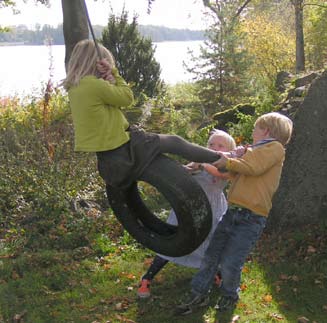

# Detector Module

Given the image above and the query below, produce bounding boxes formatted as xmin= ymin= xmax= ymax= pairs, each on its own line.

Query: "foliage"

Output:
xmin=187 ymin=0 xmax=251 ymax=114
xmin=101 ymin=9 xmax=164 ymax=103
xmin=0 ymin=23 xmax=204 ymax=45
xmin=137 ymin=25 xmax=204 ymax=42
xmin=0 ymin=23 xmax=64 ymax=44
xmin=249 ymin=0 xmax=295 ymax=39
xmin=241 ymin=13 xmax=296 ymax=89
xmin=0 ymin=0 xmax=15 ymax=7
xmin=0 ymin=0 xmax=51 ymax=8
xmin=225 ymin=91 xmax=280 ymax=144
xmin=305 ymin=3 xmax=327 ymax=69
xmin=0 ymin=92 xmax=103 ymax=252
xmin=137 ymin=83 xmax=214 ymax=148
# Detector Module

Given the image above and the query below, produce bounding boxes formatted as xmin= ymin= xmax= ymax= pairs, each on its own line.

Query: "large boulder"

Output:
xmin=269 ymin=70 xmax=327 ymax=229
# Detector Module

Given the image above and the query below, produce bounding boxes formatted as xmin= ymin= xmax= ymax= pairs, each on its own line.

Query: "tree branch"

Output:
xmin=303 ymin=3 xmax=327 ymax=8
xmin=202 ymin=0 xmax=219 ymax=15
xmin=234 ymin=0 xmax=252 ymax=20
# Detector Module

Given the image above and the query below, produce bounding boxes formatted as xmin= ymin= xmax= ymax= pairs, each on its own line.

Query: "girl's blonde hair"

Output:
xmin=63 ymin=39 xmax=115 ymax=90
xmin=209 ymin=129 xmax=236 ymax=151
xmin=255 ymin=112 xmax=293 ymax=146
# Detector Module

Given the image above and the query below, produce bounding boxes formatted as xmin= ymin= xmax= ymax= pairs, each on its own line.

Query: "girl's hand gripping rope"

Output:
xmin=96 ymin=59 xmax=116 ymax=84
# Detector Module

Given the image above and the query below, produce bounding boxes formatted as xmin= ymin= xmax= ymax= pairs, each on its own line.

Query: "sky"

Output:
xmin=0 ymin=0 xmax=208 ymax=30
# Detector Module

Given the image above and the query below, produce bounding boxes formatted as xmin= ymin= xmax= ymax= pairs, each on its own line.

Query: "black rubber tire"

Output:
xmin=106 ymin=154 xmax=212 ymax=257
xmin=125 ymin=183 xmax=177 ymax=236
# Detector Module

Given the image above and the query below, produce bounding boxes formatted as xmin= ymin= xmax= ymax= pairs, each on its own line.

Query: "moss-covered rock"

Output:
xmin=212 ymin=104 xmax=255 ymax=130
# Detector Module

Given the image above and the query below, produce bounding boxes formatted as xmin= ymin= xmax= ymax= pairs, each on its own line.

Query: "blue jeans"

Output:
xmin=191 ymin=207 xmax=267 ymax=299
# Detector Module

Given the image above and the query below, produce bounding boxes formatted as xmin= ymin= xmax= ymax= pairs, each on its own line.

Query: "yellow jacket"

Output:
xmin=226 ymin=141 xmax=285 ymax=216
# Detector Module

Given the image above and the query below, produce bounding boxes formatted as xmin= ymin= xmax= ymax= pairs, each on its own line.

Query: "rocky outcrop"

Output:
xmin=276 ymin=71 xmax=322 ymax=118
xmin=269 ymin=70 xmax=327 ymax=229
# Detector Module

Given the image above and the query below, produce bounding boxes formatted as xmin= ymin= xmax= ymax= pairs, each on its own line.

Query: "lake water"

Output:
xmin=0 ymin=41 xmax=203 ymax=98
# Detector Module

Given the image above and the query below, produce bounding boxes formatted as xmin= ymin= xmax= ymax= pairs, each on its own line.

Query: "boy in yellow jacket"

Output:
xmin=176 ymin=112 xmax=293 ymax=315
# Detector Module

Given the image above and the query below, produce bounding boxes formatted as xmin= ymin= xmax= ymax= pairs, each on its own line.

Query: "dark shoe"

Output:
xmin=175 ymin=292 xmax=210 ymax=315
xmin=215 ymin=295 xmax=238 ymax=312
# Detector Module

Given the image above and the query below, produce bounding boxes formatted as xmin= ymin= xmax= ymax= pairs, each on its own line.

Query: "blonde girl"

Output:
xmin=64 ymin=39 xmax=221 ymax=189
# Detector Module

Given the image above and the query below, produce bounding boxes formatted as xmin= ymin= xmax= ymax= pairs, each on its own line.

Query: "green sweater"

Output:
xmin=68 ymin=68 xmax=134 ymax=152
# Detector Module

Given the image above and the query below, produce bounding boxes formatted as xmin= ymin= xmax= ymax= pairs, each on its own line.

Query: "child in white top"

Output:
xmin=137 ymin=130 xmax=236 ymax=298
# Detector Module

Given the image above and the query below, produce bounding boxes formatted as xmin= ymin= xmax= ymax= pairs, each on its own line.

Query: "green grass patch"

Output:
xmin=0 ymin=224 xmax=326 ymax=323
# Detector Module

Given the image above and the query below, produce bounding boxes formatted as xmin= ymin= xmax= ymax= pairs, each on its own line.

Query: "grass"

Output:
xmin=0 ymin=219 xmax=326 ymax=323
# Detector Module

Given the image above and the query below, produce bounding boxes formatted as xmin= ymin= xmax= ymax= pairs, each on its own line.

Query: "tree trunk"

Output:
xmin=61 ymin=0 xmax=89 ymax=71
xmin=269 ymin=71 xmax=327 ymax=230
xmin=293 ymin=0 xmax=305 ymax=73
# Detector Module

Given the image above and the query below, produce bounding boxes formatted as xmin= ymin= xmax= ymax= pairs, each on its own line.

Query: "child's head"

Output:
xmin=254 ymin=112 xmax=293 ymax=146
xmin=64 ymin=39 xmax=115 ymax=89
xmin=208 ymin=129 xmax=236 ymax=152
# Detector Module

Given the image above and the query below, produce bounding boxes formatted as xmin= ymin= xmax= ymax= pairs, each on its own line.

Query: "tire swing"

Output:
xmin=80 ymin=0 xmax=212 ymax=256
xmin=106 ymin=154 xmax=212 ymax=257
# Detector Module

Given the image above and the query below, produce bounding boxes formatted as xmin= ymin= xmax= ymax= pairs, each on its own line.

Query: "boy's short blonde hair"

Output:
xmin=63 ymin=39 xmax=115 ymax=90
xmin=209 ymin=129 xmax=236 ymax=151
xmin=255 ymin=112 xmax=293 ymax=146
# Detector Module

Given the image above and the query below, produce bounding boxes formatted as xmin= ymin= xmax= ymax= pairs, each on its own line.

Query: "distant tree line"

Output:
xmin=0 ymin=23 xmax=204 ymax=45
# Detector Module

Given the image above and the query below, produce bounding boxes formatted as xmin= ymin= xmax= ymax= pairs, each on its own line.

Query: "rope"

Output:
xmin=80 ymin=0 xmax=102 ymax=59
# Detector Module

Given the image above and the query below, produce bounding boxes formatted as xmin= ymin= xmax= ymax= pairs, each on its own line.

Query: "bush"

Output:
xmin=0 ymin=92 xmax=103 ymax=251
xmin=101 ymin=9 xmax=164 ymax=103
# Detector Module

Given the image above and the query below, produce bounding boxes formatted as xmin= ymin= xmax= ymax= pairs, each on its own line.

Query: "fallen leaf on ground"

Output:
xmin=143 ymin=258 xmax=153 ymax=266
xmin=115 ymin=314 xmax=136 ymax=323
xmin=307 ymin=246 xmax=316 ymax=253
xmin=244 ymin=310 xmax=253 ymax=315
xmin=297 ymin=316 xmax=310 ymax=323
xmin=269 ymin=313 xmax=283 ymax=320
xmin=240 ymin=283 xmax=247 ymax=291
xmin=263 ymin=294 xmax=273 ymax=303
xmin=236 ymin=302 xmax=247 ymax=309
xmin=12 ymin=271 xmax=20 ymax=280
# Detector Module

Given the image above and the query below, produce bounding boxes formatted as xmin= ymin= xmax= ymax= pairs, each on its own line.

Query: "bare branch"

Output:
xmin=234 ymin=0 xmax=252 ymax=20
